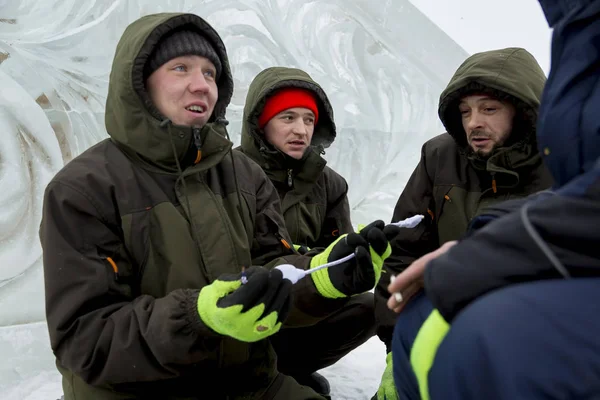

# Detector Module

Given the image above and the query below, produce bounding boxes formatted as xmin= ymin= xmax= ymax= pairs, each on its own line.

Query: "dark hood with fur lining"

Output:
xmin=438 ymin=47 xmax=547 ymax=148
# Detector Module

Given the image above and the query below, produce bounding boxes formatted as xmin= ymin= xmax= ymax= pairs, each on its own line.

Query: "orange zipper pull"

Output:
xmin=280 ymin=237 xmax=291 ymax=250
xmin=106 ymin=257 xmax=117 ymax=273
xmin=427 ymin=208 xmax=435 ymax=220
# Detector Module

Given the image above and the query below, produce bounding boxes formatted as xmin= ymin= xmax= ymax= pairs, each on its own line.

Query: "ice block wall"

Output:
xmin=0 ymin=0 xmax=468 ymax=326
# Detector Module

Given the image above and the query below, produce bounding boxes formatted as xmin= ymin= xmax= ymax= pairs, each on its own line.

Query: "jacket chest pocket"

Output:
xmin=120 ymin=208 xmax=151 ymax=284
xmin=293 ymin=201 xmax=325 ymax=247
xmin=101 ymin=243 xmax=137 ymax=299
xmin=435 ymin=186 xmax=472 ymax=244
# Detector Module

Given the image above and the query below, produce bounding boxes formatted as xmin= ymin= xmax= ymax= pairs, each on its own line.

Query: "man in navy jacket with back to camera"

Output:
xmin=387 ymin=0 xmax=600 ymax=399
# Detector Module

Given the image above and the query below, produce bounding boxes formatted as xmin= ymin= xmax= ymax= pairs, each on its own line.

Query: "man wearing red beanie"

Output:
xmin=238 ymin=66 xmax=377 ymax=399
xmin=256 ymin=87 xmax=320 ymax=160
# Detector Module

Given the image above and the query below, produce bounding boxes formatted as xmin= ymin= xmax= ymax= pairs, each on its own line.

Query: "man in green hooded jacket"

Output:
xmin=237 ymin=66 xmax=375 ymax=397
xmin=372 ymin=47 xmax=554 ymax=399
xmin=39 ymin=12 xmax=400 ymax=400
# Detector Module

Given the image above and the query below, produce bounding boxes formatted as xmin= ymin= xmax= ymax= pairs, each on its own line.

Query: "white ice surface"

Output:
xmin=0 ymin=0 xmax=551 ymax=398
xmin=1 ymin=322 xmax=387 ymax=400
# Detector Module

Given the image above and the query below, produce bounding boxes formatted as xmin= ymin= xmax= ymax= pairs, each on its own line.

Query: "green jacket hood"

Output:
xmin=240 ymin=67 xmax=336 ymax=172
xmin=104 ymin=13 xmax=234 ymax=172
xmin=438 ymin=47 xmax=547 ymax=148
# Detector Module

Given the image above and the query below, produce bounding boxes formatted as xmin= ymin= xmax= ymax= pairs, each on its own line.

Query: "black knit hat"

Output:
xmin=144 ymin=29 xmax=222 ymax=80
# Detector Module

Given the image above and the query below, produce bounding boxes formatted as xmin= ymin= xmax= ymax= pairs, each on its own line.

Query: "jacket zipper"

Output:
xmin=287 ymin=169 xmax=293 ymax=187
xmin=192 ymin=127 xmax=202 ymax=164
xmin=275 ymin=232 xmax=292 ymax=251
xmin=105 ymin=257 xmax=119 ymax=281
xmin=491 ymin=172 xmax=498 ymax=193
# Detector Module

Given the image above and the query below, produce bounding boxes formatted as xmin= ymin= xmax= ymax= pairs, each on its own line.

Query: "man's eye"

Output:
xmin=204 ymin=70 xmax=215 ymax=78
xmin=173 ymin=65 xmax=186 ymax=72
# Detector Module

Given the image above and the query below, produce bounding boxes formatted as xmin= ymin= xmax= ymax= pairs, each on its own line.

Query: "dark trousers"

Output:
xmin=58 ymin=294 xmax=375 ymax=400
xmin=428 ymin=278 xmax=600 ymax=399
xmin=392 ymin=279 xmax=600 ymax=399
xmin=390 ymin=290 xmax=433 ymax=400
xmin=271 ymin=292 xmax=376 ymax=377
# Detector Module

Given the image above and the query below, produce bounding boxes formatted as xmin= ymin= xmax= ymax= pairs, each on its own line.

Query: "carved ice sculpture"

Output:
xmin=0 ymin=0 xmax=467 ymax=325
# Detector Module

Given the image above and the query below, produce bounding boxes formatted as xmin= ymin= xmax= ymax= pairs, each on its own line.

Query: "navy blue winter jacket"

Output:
xmin=424 ymin=0 xmax=600 ymax=322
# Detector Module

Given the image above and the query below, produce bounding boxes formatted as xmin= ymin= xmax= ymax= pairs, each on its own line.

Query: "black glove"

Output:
xmin=310 ymin=220 xmax=401 ymax=298
xmin=293 ymin=244 xmax=311 ymax=255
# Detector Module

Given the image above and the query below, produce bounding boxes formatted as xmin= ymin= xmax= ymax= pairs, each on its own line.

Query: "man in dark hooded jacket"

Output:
xmin=237 ymin=66 xmax=374 ymax=397
xmin=239 ymin=67 xmax=353 ymax=250
xmin=373 ymin=47 xmax=553 ymax=399
xmin=39 ymin=12 xmax=399 ymax=400
xmin=387 ymin=1 xmax=600 ymax=398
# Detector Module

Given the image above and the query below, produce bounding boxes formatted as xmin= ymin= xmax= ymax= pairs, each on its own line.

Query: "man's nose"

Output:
xmin=291 ymin=119 xmax=308 ymax=135
xmin=466 ymin=111 xmax=484 ymax=131
xmin=189 ymin=71 xmax=210 ymax=93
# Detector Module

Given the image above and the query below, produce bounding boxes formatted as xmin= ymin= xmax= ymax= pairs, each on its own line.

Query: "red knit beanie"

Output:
xmin=258 ymin=88 xmax=319 ymax=129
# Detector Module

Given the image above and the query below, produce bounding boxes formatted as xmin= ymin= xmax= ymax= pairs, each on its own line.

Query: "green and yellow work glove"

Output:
xmin=376 ymin=352 xmax=399 ymax=400
xmin=197 ymin=266 xmax=292 ymax=343
xmin=309 ymin=220 xmax=401 ymax=298
xmin=293 ymin=244 xmax=311 ymax=255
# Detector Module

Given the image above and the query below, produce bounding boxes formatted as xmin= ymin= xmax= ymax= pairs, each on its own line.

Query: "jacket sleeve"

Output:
xmin=538 ymin=0 xmax=582 ymax=27
xmin=464 ymin=190 xmax=555 ymax=235
xmin=374 ymin=143 xmax=439 ymax=351
xmin=313 ymin=173 xmax=353 ymax=249
xmin=41 ymin=181 xmax=220 ymax=386
xmin=249 ymin=170 xmax=349 ymax=326
xmin=424 ymin=172 xmax=600 ymax=323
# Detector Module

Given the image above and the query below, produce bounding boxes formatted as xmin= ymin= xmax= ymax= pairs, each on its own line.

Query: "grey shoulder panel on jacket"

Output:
xmin=423 ymin=132 xmax=460 ymax=153
xmin=230 ymin=147 xmax=270 ymax=178
xmin=47 ymin=139 xmax=133 ymax=200
xmin=322 ymin=165 xmax=349 ymax=199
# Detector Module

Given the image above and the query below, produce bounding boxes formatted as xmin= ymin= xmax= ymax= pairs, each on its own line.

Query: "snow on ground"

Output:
xmin=0 ymin=322 xmax=385 ymax=400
